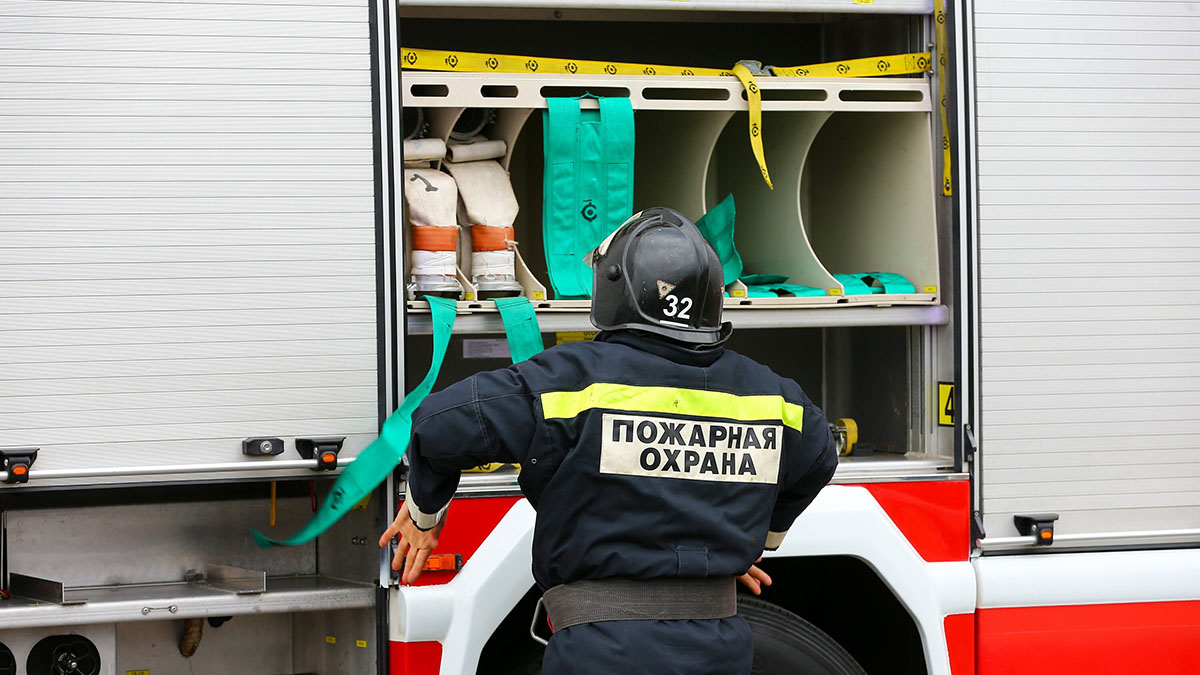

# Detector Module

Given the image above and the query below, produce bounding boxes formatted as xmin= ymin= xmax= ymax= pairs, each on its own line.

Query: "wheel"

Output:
xmin=0 ymin=642 xmax=15 ymax=675
xmin=740 ymin=596 xmax=867 ymax=675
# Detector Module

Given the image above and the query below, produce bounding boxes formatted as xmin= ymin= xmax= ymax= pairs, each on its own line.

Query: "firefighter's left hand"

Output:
xmin=738 ymin=558 xmax=772 ymax=596
xmin=380 ymin=503 xmax=445 ymax=585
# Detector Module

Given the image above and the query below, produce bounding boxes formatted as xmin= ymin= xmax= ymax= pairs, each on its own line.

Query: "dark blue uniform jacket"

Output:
xmin=405 ymin=330 xmax=838 ymax=592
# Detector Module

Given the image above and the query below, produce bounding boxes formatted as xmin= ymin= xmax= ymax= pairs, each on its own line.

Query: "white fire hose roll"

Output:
xmin=403 ymin=168 xmax=458 ymax=229
xmin=403 ymin=138 xmax=447 ymax=163
xmin=471 ymin=250 xmax=517 ymax=277
xmin=410 ymin=250 xmax=459 ymax=276
xmin=446 ymin=138 xmax=507 ymax=163
xmin=442 ymin=160 xmax=519 ymax=230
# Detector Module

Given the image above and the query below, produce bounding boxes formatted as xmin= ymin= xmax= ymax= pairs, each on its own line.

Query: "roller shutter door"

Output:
xmin=0 ymin=0 xmax=378 ymax=484
xmin=975 ymin=0 xmax=1200 ymax=539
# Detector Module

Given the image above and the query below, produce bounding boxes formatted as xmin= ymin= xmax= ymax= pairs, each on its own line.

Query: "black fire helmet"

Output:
xmin=586 ymin=207 xmax=732 ymax=345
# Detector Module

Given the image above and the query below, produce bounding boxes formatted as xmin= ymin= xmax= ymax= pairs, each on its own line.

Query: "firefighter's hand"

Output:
xmin=380 ymin=503 xmax=445 ymax=585
xmin=738 ymin=558 xmax=772 ymax=596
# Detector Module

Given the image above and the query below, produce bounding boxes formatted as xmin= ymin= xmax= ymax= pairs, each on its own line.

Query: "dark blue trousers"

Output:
xmin=542 ymin=616 xmax=752 ymax=675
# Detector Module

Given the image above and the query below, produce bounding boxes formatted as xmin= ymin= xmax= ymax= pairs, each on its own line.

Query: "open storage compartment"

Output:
xmin=401 ymin=72 xmax=941 ymax=323
xmin=803 ymin=111 xmax=940 ymax=305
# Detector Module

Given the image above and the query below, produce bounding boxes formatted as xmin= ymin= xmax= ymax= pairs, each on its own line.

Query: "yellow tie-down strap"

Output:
xmin=400 ymin=48 xmax=932 ymax=191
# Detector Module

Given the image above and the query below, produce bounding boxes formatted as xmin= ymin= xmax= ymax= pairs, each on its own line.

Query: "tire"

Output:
xmin=740 ymin=596 xmax=868 ymax=675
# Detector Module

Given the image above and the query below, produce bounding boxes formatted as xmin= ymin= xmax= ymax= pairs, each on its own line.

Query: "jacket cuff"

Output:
xmin=764 ymin=530 xmax=788 ymax=551
xmin=405 ymin=483 xmax=449 ymax=532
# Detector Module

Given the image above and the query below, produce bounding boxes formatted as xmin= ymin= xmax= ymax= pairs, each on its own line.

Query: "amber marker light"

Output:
xmin=422 ymin=554 xmax=464 ymax=572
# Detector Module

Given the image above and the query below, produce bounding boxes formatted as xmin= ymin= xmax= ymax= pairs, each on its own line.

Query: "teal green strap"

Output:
xmin=542 ymin=96 xmax=635 ymax=300
xmin=545 ymin=97 xmax=580 ymax=160
xmin=863 ymin=272 xmax=916 ymax=294
xmin=493 ymin=296 xmax=544 ymax=363
xmin=745 ymin=283 xmax=825 ymax=298
xmin=740 ymin=274 xmax=789 ymax=286
xmin=254 ymin=297 xmax=544 ymax=548
xmin=833 ymin=273 xmax=879 ymax=295
xmin=254 ymin=297 xmax=459 ymax=548
xmin=696 ymin=194 xmax=742 ymax=286
xmin=833 ymin=273 xmax=915 ymax=295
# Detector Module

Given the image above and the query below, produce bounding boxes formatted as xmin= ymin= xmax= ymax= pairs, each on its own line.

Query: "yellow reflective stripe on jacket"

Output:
xmin=540 ymin=383 xmax=804 ymax=433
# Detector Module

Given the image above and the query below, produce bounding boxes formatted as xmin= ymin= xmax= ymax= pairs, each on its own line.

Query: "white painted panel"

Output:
xmin=975 ymin=549 xmax=1200 ymax=609
xmin=976 ymin=0 xmax=1200 ymax=541
xmin=0 ymin=0 xmax=378 ymax=483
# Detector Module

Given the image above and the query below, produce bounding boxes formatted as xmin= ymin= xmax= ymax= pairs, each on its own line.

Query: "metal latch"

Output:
xmin=1014 ymin=513 xmax=1059 ymax=546
xmin=0 ymin=448 xmax=38 ymax=483
xmin=297 ymin=437 xmax=345 ymax=471
xmin=242 ymin=438 xmax=283 ymax=456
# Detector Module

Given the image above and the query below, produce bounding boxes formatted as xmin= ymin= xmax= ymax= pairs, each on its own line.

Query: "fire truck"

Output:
xmin=1 ymin=0 xmax=1197 ymax=673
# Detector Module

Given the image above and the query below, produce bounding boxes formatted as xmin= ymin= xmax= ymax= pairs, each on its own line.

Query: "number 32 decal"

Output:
xmin=663 ymin=294 xmax=692 ymax=319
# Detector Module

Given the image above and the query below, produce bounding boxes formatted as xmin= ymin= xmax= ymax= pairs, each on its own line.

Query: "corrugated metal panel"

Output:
xmin=0 ymin=0 xmax=377 ymax=484
xmin=975 ymin=0 xmax=1200 ymax=539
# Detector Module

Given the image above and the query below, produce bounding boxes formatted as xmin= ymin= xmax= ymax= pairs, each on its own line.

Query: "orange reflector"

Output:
xmin=1040 ymin=530 xmax=1052 ymax=539
xmin=11 ymin=465 xmax=26 ymax=476
xmin=421 ymin=553 xmax=462 ymax=572
xmin=320 ymin=452 xmax=337 ymax=464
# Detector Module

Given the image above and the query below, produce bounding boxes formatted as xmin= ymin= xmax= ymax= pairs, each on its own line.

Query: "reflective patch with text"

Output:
xmin=600 ymin=413 xmax=781 ymax=484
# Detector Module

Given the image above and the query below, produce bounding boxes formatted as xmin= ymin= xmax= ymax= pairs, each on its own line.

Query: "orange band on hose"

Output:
xmin=411 ymin=225 xmax=459 ymax=252
xmin=470 ymin=225 xmax=514 ymax=252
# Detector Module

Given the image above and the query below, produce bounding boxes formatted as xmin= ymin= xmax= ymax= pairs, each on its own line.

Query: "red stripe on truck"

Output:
xmin=977 ymin=600 xmax=1200 ymax=675
xmin=856 ymin=480 xmax=970 ymax=563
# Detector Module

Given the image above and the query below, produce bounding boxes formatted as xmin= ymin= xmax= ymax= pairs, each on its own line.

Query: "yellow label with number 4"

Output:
xmin=938 ymin=383 xmax=955 ymax=427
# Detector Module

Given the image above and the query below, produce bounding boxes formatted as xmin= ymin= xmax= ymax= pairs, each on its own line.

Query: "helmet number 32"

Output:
xmin=663 ymin=294 xmax=692 ymax=320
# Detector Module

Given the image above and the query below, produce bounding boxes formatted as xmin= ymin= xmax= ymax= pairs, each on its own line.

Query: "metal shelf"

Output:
xmin=454 ymin=457 xmax=963 ymax=498
xmin=405 ymin=303 xmax=949 ymax=335
xmin=0 ymin=576 xmax=375 ymax=630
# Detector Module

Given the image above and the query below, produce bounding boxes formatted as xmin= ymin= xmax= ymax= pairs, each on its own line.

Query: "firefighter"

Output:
xmin=380 ymin=207 xmax=838 ymax=675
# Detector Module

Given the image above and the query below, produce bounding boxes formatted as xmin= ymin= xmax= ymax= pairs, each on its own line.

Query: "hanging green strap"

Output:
xmin=254 ymin=297 xmax=543 ymax=548
xmin=494 ymin=296 xmax=545 ymax=363
xmin=542 ymin=96 xmax=635 ymax=299
xmin=254 ymin=296 xmax=459 ymax=547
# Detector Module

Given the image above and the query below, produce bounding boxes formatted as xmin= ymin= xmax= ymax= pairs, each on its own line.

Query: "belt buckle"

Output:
xmin=529 ymin=596 xmax=551 ymax=646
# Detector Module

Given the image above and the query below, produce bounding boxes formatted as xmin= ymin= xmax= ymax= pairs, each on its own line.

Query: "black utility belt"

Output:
xmin=541 ymin=577 xmax=737 ymax=632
